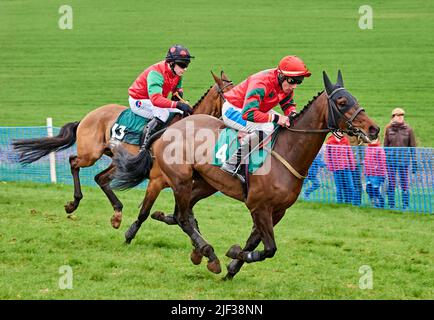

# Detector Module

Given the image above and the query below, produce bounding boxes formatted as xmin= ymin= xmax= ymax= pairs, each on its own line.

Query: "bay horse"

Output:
xmin=12 ymin=71 xmax=233 ymax=229
xmin=112 ymin=70 xmax=380 ymax=279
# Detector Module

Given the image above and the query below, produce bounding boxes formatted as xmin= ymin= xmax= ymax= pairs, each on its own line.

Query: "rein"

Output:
xmin=270 ymin=89 xmax=365 ymax=180
xmin=286 ymin=88 xmax=365 ymax=138
xmin=216 ymin=79 xmax=234 ymax=102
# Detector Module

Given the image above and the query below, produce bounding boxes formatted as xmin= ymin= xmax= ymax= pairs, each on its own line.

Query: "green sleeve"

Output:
xmin=147 ymin=70 xmax=164 ymax=95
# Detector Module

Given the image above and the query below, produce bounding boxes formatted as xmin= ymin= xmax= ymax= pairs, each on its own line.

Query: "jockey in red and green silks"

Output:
xmin=128 ymin=44 xmax=194 ymax=150
xmin=221 ymin=55 xmax=312 ymax=183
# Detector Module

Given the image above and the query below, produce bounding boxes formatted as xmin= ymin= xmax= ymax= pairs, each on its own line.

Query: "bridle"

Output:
xmin=287 ymin=88 xmax=368 ymax=141
xmin=270 ymin=88 xmax=368 ymax=179
xmin=216 ymin=79 xmax=234 ymax=102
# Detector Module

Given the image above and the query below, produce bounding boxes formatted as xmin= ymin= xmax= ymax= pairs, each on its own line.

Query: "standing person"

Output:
xmin=364 ymin=138 xmax=387 ymax=208
xmin=128 ymin=44 xmax=194 ymax=150
xmin=220 ymin=55 xmax=311 ymax=182
xmin=303 ymin=145 xmax=326 ymax=199
xmin=325 ymin=134 xmax=356 ymax=204
xmin=345 ymin=134 xmax=367 ymax=206
xmin=384 ymin=107 xmax=417 ymax=209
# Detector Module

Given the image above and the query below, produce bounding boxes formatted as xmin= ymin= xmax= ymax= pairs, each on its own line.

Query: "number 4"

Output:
xmin=216 ymin=144 xmax=228 ymax=162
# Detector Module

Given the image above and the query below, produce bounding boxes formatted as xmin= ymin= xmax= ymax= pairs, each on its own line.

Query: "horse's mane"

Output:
xmin=293 ymin=90 xmax=324 ymax=119
xmin=192 ymin=86 xmax=213 ymax=109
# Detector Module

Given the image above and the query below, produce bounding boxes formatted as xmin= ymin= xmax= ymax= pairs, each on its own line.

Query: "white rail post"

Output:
xmin=46 ymin=117 xmax=57 ymax=183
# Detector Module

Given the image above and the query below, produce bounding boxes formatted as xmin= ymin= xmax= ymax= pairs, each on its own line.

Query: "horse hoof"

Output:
xmin=110 ymin=212 xmax=122 ymax=229
xmin=226 ymin=244 xmax=242 ymax=259
xmin=151 ymin=211 xmax=165 ymax=221
xmin=223 ymin=273 xmax=235 ymax=281
xmin=207 ymin=259 xmax=222 ymax=274
xmin=190 ymin=248 xmax=203 ymax=265
xmin=64 ymin=202 xmax=76 ymax=214
xmin=124 ymin=223 xmax=138 ymax=244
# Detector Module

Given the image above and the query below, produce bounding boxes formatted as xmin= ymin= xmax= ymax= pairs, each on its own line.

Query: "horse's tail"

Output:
xmin=110 ymin=128 xmax=167 ymax=190
xmin=12 ymin=121 xmax=80 ymax=164
xmin=110 ymin=147 xmax=153 ymax=190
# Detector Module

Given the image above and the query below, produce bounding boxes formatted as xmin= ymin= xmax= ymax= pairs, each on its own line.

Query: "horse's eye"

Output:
xmin=336 ymin=97 xmax=347 ymax=106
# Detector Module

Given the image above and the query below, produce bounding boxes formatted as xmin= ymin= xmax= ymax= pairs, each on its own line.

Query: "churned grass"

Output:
xmin=0 ymin=181 xmax=432 ymax=299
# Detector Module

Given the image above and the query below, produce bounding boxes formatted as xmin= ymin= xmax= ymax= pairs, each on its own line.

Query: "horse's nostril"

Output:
xmin=368 ymin=125 xmax=380 ymax=139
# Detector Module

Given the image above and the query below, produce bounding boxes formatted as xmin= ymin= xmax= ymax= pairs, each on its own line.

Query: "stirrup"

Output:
xmin=221 ymin=164 xmax=246 ymax=184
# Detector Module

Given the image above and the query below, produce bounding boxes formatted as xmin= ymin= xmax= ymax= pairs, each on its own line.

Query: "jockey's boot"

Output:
xmin=140 ymin=117 xmax=167 ymax=150
xmin=221 ymin=131 xmax=262 ymax=183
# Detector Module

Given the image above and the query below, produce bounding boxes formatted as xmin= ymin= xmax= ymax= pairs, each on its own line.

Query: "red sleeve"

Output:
xmin=150 ymin=93 xmax=177 ymax=109
xmin=279 ymin=91 xmax=296 ymax=116
xmin=241 ymin=83 xmax=273 ymax=123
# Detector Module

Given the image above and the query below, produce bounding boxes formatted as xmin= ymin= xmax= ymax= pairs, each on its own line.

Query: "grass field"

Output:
xmin=0 ymin=1 xmax=433 ymax=300
xmin=1 ymin=0 xmax=434 ymax=146
xmin=0 ymin=181 xmax=433 ymax=299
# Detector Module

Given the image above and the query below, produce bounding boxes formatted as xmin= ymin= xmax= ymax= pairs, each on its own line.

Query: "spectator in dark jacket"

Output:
xmin=325 ymin=135 xmax=356 ymax=204
xmin=384 ymin=107 xmax=417 ymax=209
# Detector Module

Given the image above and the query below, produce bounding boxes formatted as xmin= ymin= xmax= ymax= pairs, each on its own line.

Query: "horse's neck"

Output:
xmin=192 ymin=87 xmax=221 ymax=117
xmin=274 ymin=93 xmax=328 ymax=176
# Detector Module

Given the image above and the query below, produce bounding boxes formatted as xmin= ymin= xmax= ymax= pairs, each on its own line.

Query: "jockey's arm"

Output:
xmin=241 ymin=86 xmax=277 ymax=123
xmin=147 ymin=70 xmax=177 ymax=108
xmin=279 ymin=92 xmax=296 ymax=116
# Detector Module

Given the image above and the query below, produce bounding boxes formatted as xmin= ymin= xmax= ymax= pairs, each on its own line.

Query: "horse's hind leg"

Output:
xmin=151 ymin=178 xmax=218 ymax=266
xmin=124 ymin=176 xmax=166 ymax=244
xmin=151 ymin=177 xmax=217 ymax=226
xmin=94 ymin=163 xmax=123 ymax=229
xmin=171 ymin=180 xmax=221 ymax=274
xmin=65 ymin=155 xmax=84 ymax=213
xmin=65 ymin=153 xmax=99 ymax=214
xmin=224 ymin=209 xmax=286 ymax=280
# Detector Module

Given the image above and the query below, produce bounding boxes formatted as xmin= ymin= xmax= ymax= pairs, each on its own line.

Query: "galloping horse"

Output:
xmin=13 ymin=71 xmax=233 ymax=228
xmin=112 ymin=71 xmax=380 ymax=278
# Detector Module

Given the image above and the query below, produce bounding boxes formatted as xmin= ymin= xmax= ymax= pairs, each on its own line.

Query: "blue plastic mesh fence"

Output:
xmin=301 ymin=144 xmax=433 ymax=213
xmin=1 ymin=127 xmax=433 ymax=213
xmin=1 ymin=126 xmax=113 ymax=186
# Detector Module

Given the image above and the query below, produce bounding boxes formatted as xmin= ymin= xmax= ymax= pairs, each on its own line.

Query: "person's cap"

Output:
xmin=391 ymin=107 xmax=405 ymax=117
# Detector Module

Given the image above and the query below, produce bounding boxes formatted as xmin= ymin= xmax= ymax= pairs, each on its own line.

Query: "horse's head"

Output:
xmin=323 ymin=70 xmax=379 ymax=142
xmin=191 ymin=71 xmax=234 ymax=118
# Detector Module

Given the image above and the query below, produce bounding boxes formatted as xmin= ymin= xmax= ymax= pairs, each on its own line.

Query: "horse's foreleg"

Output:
xmin=124 ymin=177 xmax=165 ymax=244
xmin=225 ymin=209 xmax=286 ymax=279
xmin=94 ymin=163 xmax=123 ymax=229
xmin=65 ymin=155 xmax=83 ymax=214
xmin=224 ymin=227 xmax=261 ymax=280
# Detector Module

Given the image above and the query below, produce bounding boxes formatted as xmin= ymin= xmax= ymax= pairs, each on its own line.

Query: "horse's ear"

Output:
xmin=211 ymin=70 xmax=223 ymax=87
xmin=336 ymin=69 xmax=344 ymax=87
xmin=323 ymin=71 xmax=333 ymax=95
xmin=221 ymin=70 xmax=231 ymax=82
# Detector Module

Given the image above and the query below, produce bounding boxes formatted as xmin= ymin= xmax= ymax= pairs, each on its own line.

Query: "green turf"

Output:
xmin=1 ymin=1 xmax=433 ymax=300
xmin=0 ymin=181 xmax=432 ymax=299
xmin=0 ymin=0 xmax=433 ymax=146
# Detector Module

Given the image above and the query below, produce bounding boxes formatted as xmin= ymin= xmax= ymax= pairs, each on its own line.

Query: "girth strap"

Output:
xmin=270 ymin=150 xmax=306 ymax=180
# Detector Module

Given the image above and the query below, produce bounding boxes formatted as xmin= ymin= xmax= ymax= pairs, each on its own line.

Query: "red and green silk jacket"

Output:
xmin=128 ymin=61 xmax=183 ymax=108
xmin=224 ymin=68 xmax=296 ymax=123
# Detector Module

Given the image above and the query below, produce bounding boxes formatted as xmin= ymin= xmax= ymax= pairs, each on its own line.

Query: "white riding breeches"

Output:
xmin=222 ymin=101 xmax=276 ymax=135
xmin=129 ymin=96 xmax=183 ymax=122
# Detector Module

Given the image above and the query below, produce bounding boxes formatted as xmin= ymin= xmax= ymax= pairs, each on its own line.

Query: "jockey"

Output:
xmin=128 ymin=44 xmax=194 ymax=149
xmin=220 ymin=55 xmax=311 ymax=182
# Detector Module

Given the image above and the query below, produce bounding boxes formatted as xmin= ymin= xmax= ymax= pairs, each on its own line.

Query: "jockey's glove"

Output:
xmin=176 ymin=101 xmax=193 ymax=116
xmin=288 ymin=111 xmax=297 ymax=125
